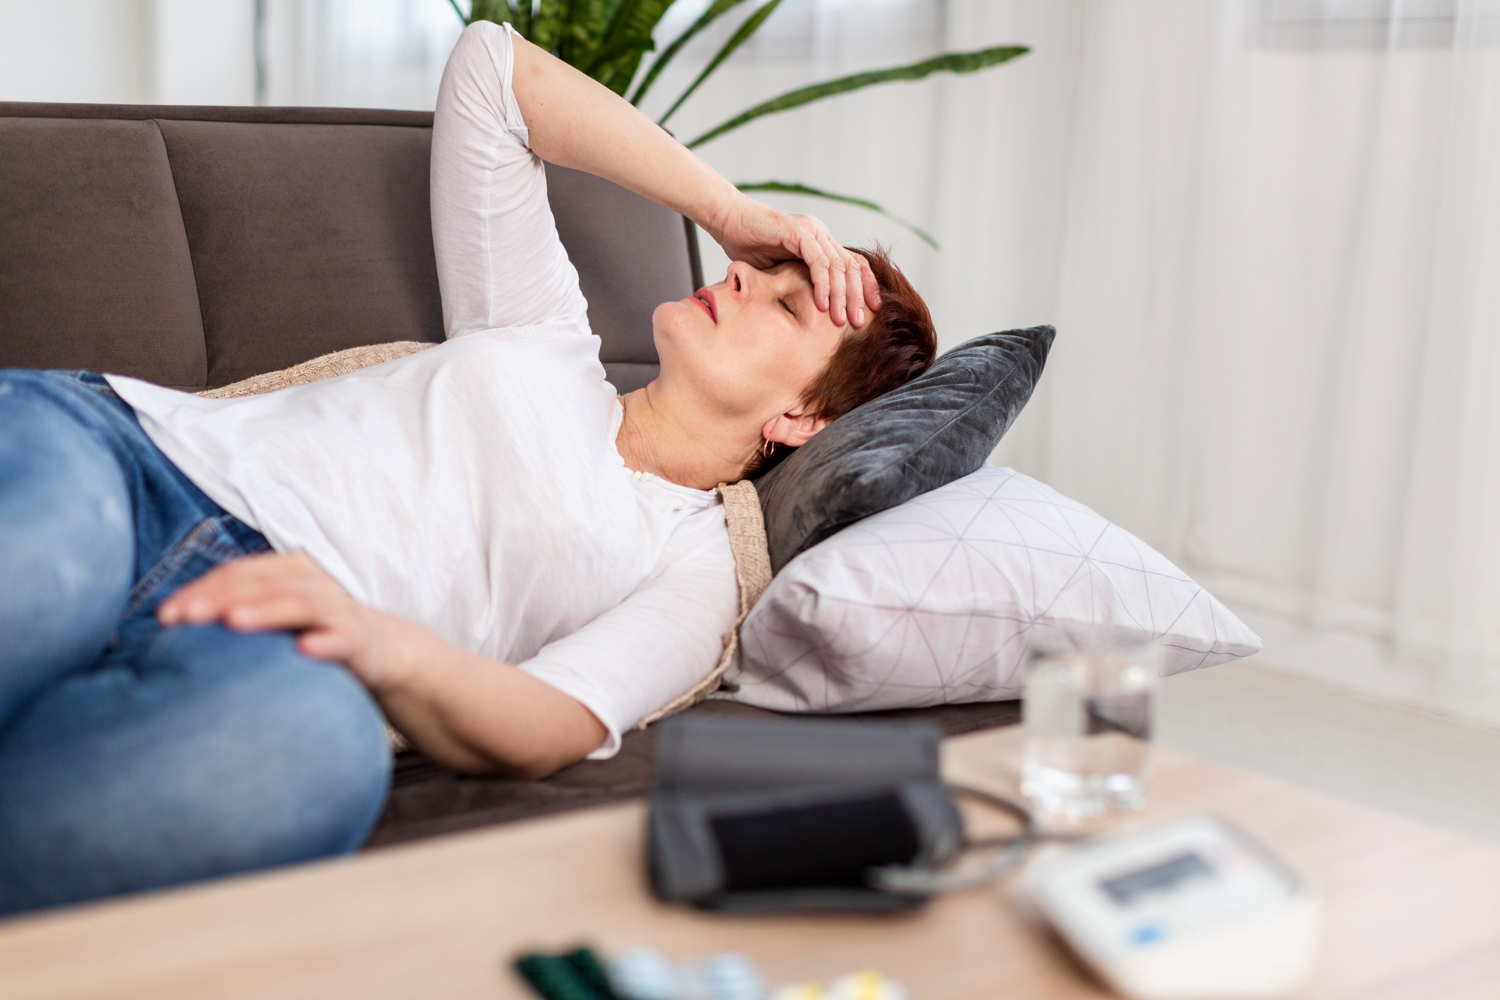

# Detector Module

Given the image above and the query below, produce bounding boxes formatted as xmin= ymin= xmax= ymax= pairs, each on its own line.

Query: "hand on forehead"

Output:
xmin=794 ymin=242 xmax=880 ymax=329
xmin=766 ymin=259 xmax=869 ymax=332
xmin=711 ymin=199 xmax=881 ymax=328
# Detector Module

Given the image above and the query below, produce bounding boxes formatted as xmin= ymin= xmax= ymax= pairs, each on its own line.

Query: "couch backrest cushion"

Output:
xmin=0 ymin=103 xmax=693 ymax=393
xmin=157 ymin=119 xmax=445 ymax=387
xmin=0 ymin=117 xmax=208 ymax=389
xmin=547 ymin=164 xmax=691 ymax=394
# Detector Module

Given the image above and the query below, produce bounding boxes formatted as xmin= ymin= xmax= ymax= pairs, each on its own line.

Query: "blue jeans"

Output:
xmin=0 ymin=371 xmax=391 ymax=916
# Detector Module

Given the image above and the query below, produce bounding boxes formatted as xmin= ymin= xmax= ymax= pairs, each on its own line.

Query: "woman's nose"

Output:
xmin=725 ymin=260 xmax=753 ymax=296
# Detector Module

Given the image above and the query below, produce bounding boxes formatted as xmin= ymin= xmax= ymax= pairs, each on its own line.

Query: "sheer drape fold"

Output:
xmin=970 ymin=0 xmax=1500 ymax=721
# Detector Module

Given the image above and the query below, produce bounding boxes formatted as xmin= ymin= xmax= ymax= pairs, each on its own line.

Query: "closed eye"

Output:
xmin=779 ymin=296 xmax=798 ymax=319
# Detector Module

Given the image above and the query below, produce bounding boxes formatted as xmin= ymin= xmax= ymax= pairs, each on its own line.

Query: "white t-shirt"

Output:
xmin=106 ymin=20 xmax=739 ymax=759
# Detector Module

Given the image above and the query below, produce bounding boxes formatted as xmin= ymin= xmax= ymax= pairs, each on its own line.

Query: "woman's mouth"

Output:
xmin=692 ymin=288 xmax=717 ymax=323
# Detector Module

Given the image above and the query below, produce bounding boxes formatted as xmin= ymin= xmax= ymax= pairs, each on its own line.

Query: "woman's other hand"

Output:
xmin=711 ymin=194 xmax=881 ymax=328
xmin=156 ymin=552 xmax=420 ymax=693
xmin=157 ymin=552 xmax=606 ymax=778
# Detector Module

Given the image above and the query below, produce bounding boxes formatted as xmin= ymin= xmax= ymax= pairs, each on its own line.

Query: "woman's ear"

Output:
xmin=762 ymin=407 xmax=829 ymax=449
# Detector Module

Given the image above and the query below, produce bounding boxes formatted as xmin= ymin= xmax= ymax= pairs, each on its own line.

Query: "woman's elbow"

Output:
xmin=514 ymin=719 xmax=610 ymax=780
xmin=426 ymin=698 xmax=609 ymax=779
xmin=435 ymin=745 xmax=573 ymax=780
xmin=451 ymin=732 xmax=601 ymax=780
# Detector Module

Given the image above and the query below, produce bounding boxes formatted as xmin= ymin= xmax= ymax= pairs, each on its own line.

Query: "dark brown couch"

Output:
xmin=0 ymin=102 xmax=1018 ymax=847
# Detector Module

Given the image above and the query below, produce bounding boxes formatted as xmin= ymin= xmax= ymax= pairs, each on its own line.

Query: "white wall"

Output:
xmin=0 ymin=0 xmax=453 ymax=107
xmin=0 ymin=0 xmax=255 ymax=104
xmin=261 ymin=0 xmax=460 ymax=109
xmin=151 ymin=0 xmax=256 ymax=104
xmin=0 ymin=1 xmax=149 ymax=102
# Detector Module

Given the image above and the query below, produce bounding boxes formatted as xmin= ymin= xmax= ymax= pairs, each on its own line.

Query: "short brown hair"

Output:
xmin=751 ymin=245 xmax=937 ymax=476
xmin=803 ymin=245 xmax=936 ymax=421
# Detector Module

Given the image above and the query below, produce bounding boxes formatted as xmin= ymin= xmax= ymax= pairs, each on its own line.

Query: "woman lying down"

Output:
xmin=0 ymin=21 xmax=937 ymax=914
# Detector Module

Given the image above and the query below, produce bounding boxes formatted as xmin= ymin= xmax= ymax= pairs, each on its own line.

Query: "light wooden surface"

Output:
xmin=2 ymin=727 xmax=1498 ymax=999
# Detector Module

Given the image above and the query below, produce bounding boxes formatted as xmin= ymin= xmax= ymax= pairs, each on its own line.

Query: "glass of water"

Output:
xmin=1021 ymin=640 xmax=1161 ymax=821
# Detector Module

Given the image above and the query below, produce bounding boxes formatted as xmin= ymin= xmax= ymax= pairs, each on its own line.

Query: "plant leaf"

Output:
xmin=529 ymin=0 xmax=571 ymax=52
xmin=558 ymin=0 xmax=612 ymax=62
xmin=581 ymin=0 xmax=664 ymax=79
xmin=736 ymin=181 xmax=940 ymax=250
xmin=559 ymin=0 xmax=613 ymax=64
xmin=472 ymin=0 xmax=531 ymax=37
xmin=688 ymin=44 xmax=1028 ymax=148
xmin=576 ymin=0 xmax=675 ymax=94
xmin=589 ymin=37 xmax=657 ymax=93
xmin=448 ymin=0 xmax=468 ymax=25
xmin=465 ymin=0 xmax=515 ymax=27
xmin=658 ymin=0 xmax=781 ymax=127
xmin=628 ymin=0 xmax=750 ymax=107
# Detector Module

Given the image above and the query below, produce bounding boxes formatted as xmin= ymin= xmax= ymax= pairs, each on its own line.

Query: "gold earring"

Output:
xmin=761 ymin=439 xmax=776 ymax=459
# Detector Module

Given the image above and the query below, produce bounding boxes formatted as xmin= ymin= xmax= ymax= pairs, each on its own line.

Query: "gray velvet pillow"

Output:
xmin=756 ymin=325 xmax=1055 ymax=573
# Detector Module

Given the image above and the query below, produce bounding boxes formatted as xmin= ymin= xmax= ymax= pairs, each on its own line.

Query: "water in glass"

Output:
xmin=1022 ymin=644 xmax=1159 ymax=820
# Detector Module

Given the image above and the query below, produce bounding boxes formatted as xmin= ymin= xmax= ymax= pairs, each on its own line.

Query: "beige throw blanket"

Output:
xmin=198 ymin=342 xmax=769 ymax=737
xmin=196 ymin=342 xmax=435 ymax=398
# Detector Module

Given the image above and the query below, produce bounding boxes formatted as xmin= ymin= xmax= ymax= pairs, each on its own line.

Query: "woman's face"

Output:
xmin=652 ymin=259 xmax=850 ymax=434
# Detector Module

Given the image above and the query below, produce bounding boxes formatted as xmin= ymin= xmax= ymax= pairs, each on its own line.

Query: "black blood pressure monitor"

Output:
xmin=1023 ymin=816 xmax=1319 ymax=1000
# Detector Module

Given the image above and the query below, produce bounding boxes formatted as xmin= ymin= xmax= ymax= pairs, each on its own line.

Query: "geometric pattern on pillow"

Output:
xmin=729 ymin=465 xmax=1261 ymax=714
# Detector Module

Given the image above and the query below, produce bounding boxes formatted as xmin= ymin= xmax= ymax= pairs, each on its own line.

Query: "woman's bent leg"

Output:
xmin=0 ymin=624 xmax=392 ymax=915
xmin=0 ymin=374 xmax=133 ymax=728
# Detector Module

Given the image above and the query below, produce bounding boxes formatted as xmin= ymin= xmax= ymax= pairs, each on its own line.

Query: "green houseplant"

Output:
xmin=447 ymin=0 xmax=1027 ymax=248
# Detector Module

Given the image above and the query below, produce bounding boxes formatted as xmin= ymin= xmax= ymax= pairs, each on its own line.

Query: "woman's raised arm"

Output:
xmin=507 ymin=31 xmax=880 ymax=328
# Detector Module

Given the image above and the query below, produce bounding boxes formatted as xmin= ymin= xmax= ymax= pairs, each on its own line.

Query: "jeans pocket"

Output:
xmin=71 ymin=371 xmax=118 ymax=398
xmin=120 ymin=515 xmax=271 ymax=626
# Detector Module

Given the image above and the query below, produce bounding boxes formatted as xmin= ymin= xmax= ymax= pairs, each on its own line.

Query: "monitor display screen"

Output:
xmin=1099 ymin=851 xmax=1217 ymax=906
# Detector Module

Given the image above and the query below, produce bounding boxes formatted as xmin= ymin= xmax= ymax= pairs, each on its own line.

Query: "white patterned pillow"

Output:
xmin=728 ymin=465 xmax=1261 ymax=713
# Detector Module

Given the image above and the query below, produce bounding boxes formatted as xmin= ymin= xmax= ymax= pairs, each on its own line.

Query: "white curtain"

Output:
xmin=1012 ymin=0 xmax=1500 ymax=724
xmin=656 ymin=0 xmax=1500 ymax=724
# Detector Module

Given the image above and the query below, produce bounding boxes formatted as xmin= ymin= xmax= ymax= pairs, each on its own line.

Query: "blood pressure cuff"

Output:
xmin=647 ymin=715 xmax=962 ymax=911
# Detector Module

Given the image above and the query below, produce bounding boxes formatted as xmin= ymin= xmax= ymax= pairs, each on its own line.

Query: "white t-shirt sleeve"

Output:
xmin=517 ymin=516 xmax=740 ymax=759
xmin=430 ymin=20 xmax=590 ymax=337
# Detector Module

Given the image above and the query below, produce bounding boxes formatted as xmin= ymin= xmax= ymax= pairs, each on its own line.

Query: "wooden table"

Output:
xmin=2 ymin=728 xmax=1498 ymax=999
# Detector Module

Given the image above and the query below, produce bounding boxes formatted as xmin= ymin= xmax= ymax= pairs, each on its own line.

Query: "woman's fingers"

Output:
xmin=158 ymin=559 xmax=260 ymax=625
xmin=222 ymin=592 xmax=337 ymax=632
xmin=154 ymin=550 xmax=394 ymax=682
xmin=801 ymin=219 xmax=869 ymax=328
xmin=822 ymin=235 xmax=851 ymax=327
xmin=157 ymin=552 xmax=347 ymax=630
xmin=839 ymin=248 xmax=866 ymax=328
xmin=807 ymin=224 xmax=839 ymax=318
xmin=297 ymin=626 xmax=363 ymax=662
xmin=793 ymin=224 xmax=832 ymax=313
xmin=721 ymin=198 xmax=875 ymax=326
xmin=857 ymin=253 xmax=882 ymax=315
xmin=844 ymin=249 xmax=873 ymax=327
